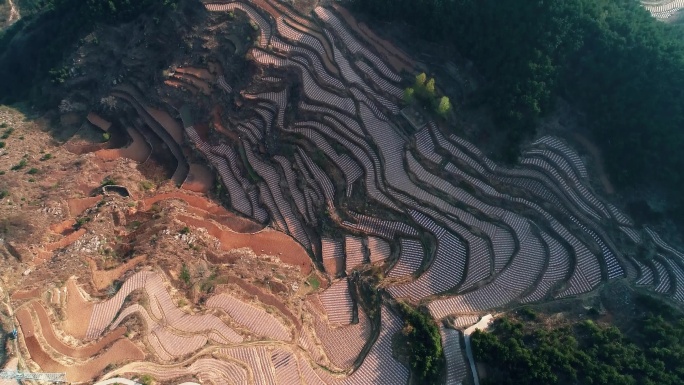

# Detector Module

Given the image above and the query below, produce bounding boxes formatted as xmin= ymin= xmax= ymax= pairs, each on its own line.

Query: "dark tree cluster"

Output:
xmin=394 ymin=302 xmax=443 ymax=384
xmin=352 ymin=0 xmax=684 ymax=216
xmin=0 ymin=0 xmax=179 ymax=104
xmin=471 ymin=302 xmax=684 ymax=385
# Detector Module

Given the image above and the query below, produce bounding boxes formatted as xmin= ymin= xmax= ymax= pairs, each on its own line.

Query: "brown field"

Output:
xmin=182 ymin=163 xmax=214 ymax=193
xmin=89 ymin=255 xmax=147 ymax=291
xmin=67 ymin=196 xmax=102 ymax=217
xmin=11 ymin=287 xmax=42 ymax=301
xmin=61 ymin=278 xmax=94 ymax=339
xmin=87 ymin=113 xmax=112 ymax=132
xmin=95 ymin=127 xmax=151 ymax=163
xmin=143 ymin=191 xmax=264 ymax=232
xmin=178 ymin=214 xmax=312 ymax=274
xmin=43 ymin=228 xmax=86 ymax=252
xmin=30 ymin=301 xmax=128 ymax=359
xmin=22 ymin=331 xmax=144 ymax=383
xmin=175 ymin=66 xmax=215 ymax=82
xmin=50 ymin=219 xmax=76 ymax=235
xmin=323 ymin=257 xmax=344 ymax=277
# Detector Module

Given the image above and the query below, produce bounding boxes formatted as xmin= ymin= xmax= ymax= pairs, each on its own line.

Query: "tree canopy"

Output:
xmin=0 ymin=0 xmax=178 ymax=104
xmin=352 ymin=0 xmax=684 ymax=215
xmin=471 ymin=300 xmax=684 ymax=385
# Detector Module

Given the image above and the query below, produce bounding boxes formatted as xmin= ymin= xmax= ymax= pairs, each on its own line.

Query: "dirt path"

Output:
xmin=571 ymin=133 xmax=615 ymax=195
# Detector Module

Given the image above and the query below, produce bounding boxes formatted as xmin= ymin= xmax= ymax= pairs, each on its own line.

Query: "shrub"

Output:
xmin=100 ymin=176 xmax=117 ymax=187
xmin=73 ymin=216 xmax=91 ymax=229
xmin=27 ymin=168 xmax=39 ymax=175
xmin=436 ymin=96 xmax=451 ymax=117
xmin=10 ymin=159 xmax=27 ymax=171
xmin=1 ymin=128 xmax=13 ymax=139
xmin=180 ymin=264 xmax=191 ymax=285
xmin=102 ymin=132 xmax=111 ymax=142
xmin=0 ymin=141 xmax=5 ymax=148
xmin=403 ymin=87 xmax=415 ymax=104
xmin=40 ymin=153 xmax=52 ymax=161
xmin=140 ymin=180 xmax=154 ymax=190
xmin=0 ymin=190 xmax=8 ymax=199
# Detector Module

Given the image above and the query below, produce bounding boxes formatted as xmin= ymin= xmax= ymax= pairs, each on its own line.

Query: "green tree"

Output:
xmin=403 ymin=87 xmax=415 ymax=104
xmin=415 ymin=72 xmax=427 ymax=88
xmin=425 ymin=78 xmax=436 ymax=97
xmin=436 ymin=96 xmax=451 ymax=117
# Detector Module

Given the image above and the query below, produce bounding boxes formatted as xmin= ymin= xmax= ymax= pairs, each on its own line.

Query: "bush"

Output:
xmin=39 ymin=153 xmax=52 ymax=161
xmin=100 ymin=176 xmax=117 ymax=187
xmin=0 ymin=190 xmax=8 ymax=199
xmin=180 ymin=264 xmax=191 ymax=285
xmin=1 ymin=128 xmax=13 ymax=139
xmin=73 ymin=216 xmax=90 ymax=229
xmin=10 ymin=158 xmax=27 ymax=171
xmin=140 ymin=180 xmax=154 ymax=190
xmin=0 ymin=141 xmax=5 ymax=148
xmin=102 ymin=132 xmax=111 ymax=142
xmin=27 ymin=168 xmax=39 ymax=175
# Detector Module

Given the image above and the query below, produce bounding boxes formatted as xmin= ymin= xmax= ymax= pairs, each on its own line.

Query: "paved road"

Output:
xmin=463 ymin=314 xmax=493 ymax=385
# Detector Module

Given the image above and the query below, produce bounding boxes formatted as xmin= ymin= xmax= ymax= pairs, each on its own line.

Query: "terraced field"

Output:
xmin=641 ymin=0 xmax=684 ymax=19
xmin=10 ymin=1 xmax=684 ymax=384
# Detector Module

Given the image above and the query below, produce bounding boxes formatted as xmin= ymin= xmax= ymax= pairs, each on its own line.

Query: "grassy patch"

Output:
xmin=306 ymin=275 xmax=320 ymax=290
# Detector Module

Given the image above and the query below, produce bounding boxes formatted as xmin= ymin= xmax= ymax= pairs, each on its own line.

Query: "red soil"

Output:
xmin=95 ymin=127 xmax=151 ymax=163
xmin=30 ymin=301 xmax=128 ymax=359
xmin=61 ymin=278 xmax=94 ymax=340
xmin=177 ymin=214 xmax=312 ymax=274
xmin=87 ymin=112 xmax=112 ymax=132
xmin=50 ymin=219 xmax=76 ymax=235
xmin=182 ymin=163 xmax=215 ymax=193
xmin=43 ymin=228 xmax=86 ymax=252
xmin=11 ymin=287 xmax=42 ymax=301
xmin=323 ymin=257 xmax=344 ymax=277
xmin=175 ymin=66 xmax=215 ymax=82
xmin=21 ymin=329 xmax=143 ymax=383
xmin=67 ymin=196 xmax=101 ymax=217
xmin=88 ymin=255 xmax=146 ymax=291
xmin=142 ymin=191 xmax=264 ymax=233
